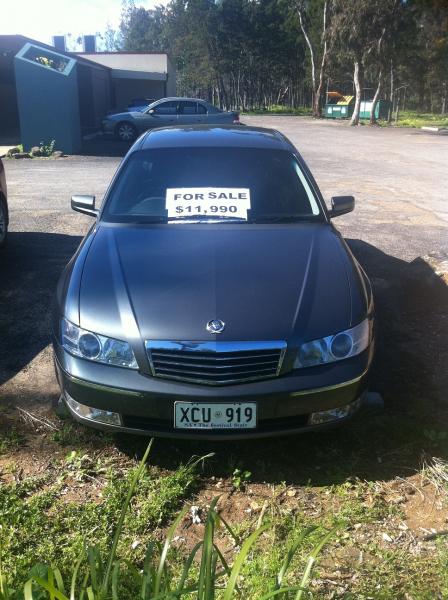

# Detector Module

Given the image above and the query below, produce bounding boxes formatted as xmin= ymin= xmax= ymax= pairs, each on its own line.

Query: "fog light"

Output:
xmin=309 ymin=398 xmax=361 ymax=425
xmin=65 ymin=393 xmax=122 ymax=426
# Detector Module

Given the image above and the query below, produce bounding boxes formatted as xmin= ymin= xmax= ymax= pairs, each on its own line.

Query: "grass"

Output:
xmin=242 ymin=105 xmax=448 ymax=127
xmin=0 ymin=446 xmax=201 ymax=591
xmin=242 ymin=105 xmax=313 ymax=116
xmin=2 ymin=384 xmax=448 ymax=598
xmin=2 ymin=428 xmax=448 ymax=598
xmin=391 ymin=110 xmax=448 ymax=128
xmin=360 ymin=109 xmax=448 ymax=128
xmin=0 ymin=442 xmax=334 ymax=599
xmin=0 ymin=429 xmax=24 ymax=454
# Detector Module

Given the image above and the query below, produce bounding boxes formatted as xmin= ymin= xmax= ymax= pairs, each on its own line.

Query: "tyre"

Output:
xmin=115 ymin=121 xmax=137 ymax=142
xmin=0 ymin=198 xmax=8 ymax=249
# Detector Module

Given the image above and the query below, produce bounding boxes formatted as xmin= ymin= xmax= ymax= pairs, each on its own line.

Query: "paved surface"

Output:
xmin=245 ymin=116 xmax=448 ymax=261
xmin=5 ymin=117 xmax=448 ymax=260
xmin=0 ymin=117 xmax=447 ymax=407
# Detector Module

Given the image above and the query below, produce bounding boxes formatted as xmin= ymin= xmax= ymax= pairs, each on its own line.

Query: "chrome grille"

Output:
xmin=145 ymin=341 xmax=286 ymax=385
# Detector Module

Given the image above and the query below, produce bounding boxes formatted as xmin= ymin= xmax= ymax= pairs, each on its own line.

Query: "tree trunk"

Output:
xmin=313 ymin=0 xmax=328 ymax=118
xmin=418 ymin=80 xmax=425 ymax=112
xmin=298 ymin=7 xmax=317 ymax=116
xmin=394 ymin=88 xmax=400 ymax=124
xmin=299 ymin=1 xmax=328 ymax=118
xmin=370 ymin=70 xmax=382 ymax=124
xmin=442 ymin=82 xmax=447 ymax=115
xmin=387 ymin=59 xmax=394 ymax=123
xmin=350 ymin=60 xmax=362 ymax=126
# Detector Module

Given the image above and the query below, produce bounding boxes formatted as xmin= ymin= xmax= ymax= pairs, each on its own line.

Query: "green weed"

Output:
xmin=0 ymin=442 xmax=333 ymax=599
xmin=0 ymin=429 xmax=24 ymax=455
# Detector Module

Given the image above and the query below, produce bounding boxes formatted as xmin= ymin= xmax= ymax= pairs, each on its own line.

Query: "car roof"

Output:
xmin=136 ymin=125 xmax=294 ymax=151
xmin=152 ymin=97 xmax=209 ymax=103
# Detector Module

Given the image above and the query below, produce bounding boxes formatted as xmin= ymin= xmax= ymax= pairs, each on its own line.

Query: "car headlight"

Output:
xmin=294 ymin=319 xmax=371 ymax=369
xmin=61 ymin=318 xmax=138 ymax=369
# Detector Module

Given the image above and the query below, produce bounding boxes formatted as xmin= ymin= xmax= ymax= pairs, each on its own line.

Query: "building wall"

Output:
xmin=0 ymin=46 xmax=20 ymax=139
xmin=14 ymin=44 xmax=82 ymax=153
xmin=166 ymin=56 xmax=176 ymax=95
xmin=81 ymin=53 xmax=168 ymax=73
xmin=0 ymin=83 xmax=20 ymax=138
xmin=81 ymin=52 xmax=176 ymax=100
xmin=91 ymin=67 xmax=112 ymax=125
xmin=78 ymin=63 xmax=112 ymax=128
xmin=113 ymin=78 xmax=166 ymax=110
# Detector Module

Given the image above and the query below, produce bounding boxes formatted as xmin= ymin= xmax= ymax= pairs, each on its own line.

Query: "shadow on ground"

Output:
xmin=1 ymin=231 xmax=447 ymax=486
xmin=81 ymin=136 xmax=131 ymax=158
xmin=0 ymin=231 xmax=82 ymax=387
xmin=114 ymin=239 xmax=448 ymax=485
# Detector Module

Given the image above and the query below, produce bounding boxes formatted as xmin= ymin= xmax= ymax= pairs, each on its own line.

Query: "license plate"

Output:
xmin=174 ymin=402 xmax=257 ymax=430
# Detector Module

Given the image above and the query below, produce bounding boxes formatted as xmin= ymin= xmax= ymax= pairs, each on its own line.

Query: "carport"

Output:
xmin=0 ymin=36 xmax=176 ymax=153
xmin=0 ymin=35 xmax=113 ymax=152
xmin=78 ymin=52 xmax=176 ymax=110
xmin=0 ymin=36 xmax=24 ymax=144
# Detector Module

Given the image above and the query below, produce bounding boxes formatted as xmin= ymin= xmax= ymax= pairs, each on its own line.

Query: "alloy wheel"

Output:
xmin=117 ymin=123 xmax=136 ymax=141
xmin=0 ymin=202 xmax=7 ymax=246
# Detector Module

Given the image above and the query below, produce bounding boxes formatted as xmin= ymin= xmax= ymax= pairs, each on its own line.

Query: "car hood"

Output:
xmin=106 ymin=111 xmax=140 ymax=120
xmin=78 ymin=224 xmax=368 ymax=344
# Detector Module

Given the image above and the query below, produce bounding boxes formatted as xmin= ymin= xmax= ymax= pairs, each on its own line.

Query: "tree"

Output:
xmin=118 ymin=0 xmax=168 ymax=52
xmin=330 ymin=0 xmax=401 ymax=125
xmin=110 ymin=0 xmax=448 ymax=118
xmin=296 ymin=0 xmax=328 ymax=117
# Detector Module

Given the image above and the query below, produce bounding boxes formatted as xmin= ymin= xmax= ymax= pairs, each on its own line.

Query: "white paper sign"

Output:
xmin=166 ymin=188 xmax=251 ymax=220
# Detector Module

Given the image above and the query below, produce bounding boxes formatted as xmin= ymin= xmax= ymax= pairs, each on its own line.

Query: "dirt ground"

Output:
xmin=0 ymin=117 xmax=448 ymax=594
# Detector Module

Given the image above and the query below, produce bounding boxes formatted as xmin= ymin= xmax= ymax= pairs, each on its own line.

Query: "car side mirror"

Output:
xmin=71 ymin=195 xmax=98 ymax=217
xmin=329 ymin=196 xmax=355 ymax=218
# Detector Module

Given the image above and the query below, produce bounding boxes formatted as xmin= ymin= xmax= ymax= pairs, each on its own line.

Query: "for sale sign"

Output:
xmin=166 ymin=188 xmax=251 ymax=220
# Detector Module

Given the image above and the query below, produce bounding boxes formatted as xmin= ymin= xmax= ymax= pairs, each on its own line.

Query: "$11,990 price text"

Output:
xmin=175 ymin=204 xmax=238 ymax=215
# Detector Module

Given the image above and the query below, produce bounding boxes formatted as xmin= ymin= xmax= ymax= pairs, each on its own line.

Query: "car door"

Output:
xmin=137 ymin=100 xmax=179 ymax=131
xmin=177 ymin=101 xmax=207 ymax=125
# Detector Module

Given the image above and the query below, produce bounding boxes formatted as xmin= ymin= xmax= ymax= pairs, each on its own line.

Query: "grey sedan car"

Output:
xmin=53 ymin=125 xmax=376 ymax=439
xmin=0 ymin=158 xmax=8 ymax=248
xmin=102 ymin=97 xmax=240 ymax=141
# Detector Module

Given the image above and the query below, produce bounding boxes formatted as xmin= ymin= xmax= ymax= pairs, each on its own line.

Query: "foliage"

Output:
xmin=0 ymin=442 xmax=333 ymax=599
xmin=38 ymin=140 xmax=56 ymax=157
xmin=110 ymin=0 xmax=448 ymax=117
xmin=366 ymin=110 xmax=448 ymax=128
xmin=231 ymin=468 xmax=252 ymax=490
xmin=242 ymin=105 xmax=312 ymax=115
xmin=0 ymin=429 xmax=23 ymax=455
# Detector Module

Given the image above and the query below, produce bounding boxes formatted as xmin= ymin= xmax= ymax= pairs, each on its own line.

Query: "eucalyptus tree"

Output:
xmin=329 ymin=0 xmax=403 ymax=125
xmin=295 ymin=0 xmax=329 ymax=117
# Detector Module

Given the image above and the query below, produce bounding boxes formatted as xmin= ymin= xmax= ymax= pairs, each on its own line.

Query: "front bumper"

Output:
xmin=53 ymin=340 xmax=374 ymax=439
xmin=101 ymin=121 xmax=116 ymax=136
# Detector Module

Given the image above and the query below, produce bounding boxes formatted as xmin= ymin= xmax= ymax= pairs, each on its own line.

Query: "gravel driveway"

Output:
xmin=0 ymin=117 xmax=447 ymax=415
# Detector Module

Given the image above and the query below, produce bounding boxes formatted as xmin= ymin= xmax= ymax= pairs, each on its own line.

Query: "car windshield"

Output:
xmin=102 ymin=147 xmax=323 ymax=224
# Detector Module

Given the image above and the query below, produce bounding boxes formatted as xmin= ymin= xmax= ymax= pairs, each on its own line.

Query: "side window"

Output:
xmin=197 ymin=103 xmax=207 ymax=114
xmin=152 ymin=101 xmax=178 ymax=115
xmin=179 ymin=101 xmax=197 ymax=115
xmin=206 ymin=103 xmax=221 ymax=114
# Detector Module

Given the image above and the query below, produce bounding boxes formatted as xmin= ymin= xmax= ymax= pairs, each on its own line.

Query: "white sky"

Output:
xmin=1 ymin=0 xmax=168 ymax=48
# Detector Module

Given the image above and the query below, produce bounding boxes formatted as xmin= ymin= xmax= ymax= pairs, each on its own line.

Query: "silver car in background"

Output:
xmin=0 ymin=157 xmax=8 ymax=248
xmin=102 ymin=97 xmax=240 ymax=141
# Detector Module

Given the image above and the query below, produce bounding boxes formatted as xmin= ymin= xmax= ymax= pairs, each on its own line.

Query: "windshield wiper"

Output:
xmin=250 ymin=214 xmax=317 ymax=223
xmin=127 ymin=216 xmax=168 ymax=224
xmin=168 ymin=214 xmax=246 ymax=223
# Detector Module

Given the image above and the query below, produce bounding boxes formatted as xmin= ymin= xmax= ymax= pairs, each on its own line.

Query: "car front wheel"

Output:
xmin=0 ymin=198 xmax=8 ymax=248
xmin=115 ymin=121 xmax=137 ymax=142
